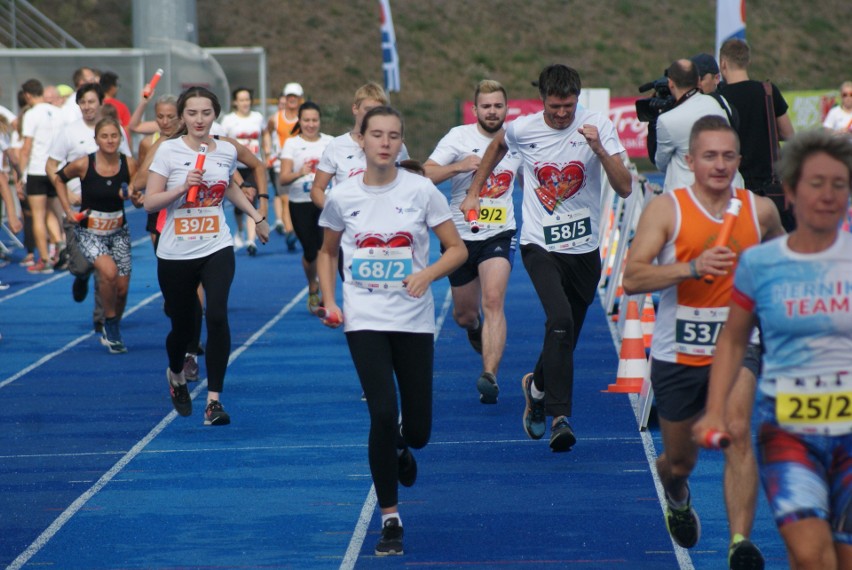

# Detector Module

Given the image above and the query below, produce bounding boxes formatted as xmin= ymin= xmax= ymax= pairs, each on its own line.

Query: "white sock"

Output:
xmin=381 ymin=512 xmax=401 ymax=527
xmin=530 ymin=381 xmax=545 ymax=400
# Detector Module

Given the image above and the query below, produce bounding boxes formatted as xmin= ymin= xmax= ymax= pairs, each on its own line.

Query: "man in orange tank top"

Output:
xmin=623 ymin=115 xmax=784 ymax=569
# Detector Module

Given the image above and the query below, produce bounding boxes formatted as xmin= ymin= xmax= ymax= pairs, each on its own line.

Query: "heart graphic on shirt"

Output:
xmin=480 ymin=171 xmax=513 ymax=199
xmin=179 ymin=180 xmax=228 ymax=209
xmin=356 ymin=232 xmax=414 ymax=250
xmin=533 ymin=161 xmax=586 ymax=215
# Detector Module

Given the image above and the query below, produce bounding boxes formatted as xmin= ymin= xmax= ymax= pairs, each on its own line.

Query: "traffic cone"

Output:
xmin=605 ymin=299 xmax=646 ymax=393
xmin=641 ymin=293 xmax=655 ymax=351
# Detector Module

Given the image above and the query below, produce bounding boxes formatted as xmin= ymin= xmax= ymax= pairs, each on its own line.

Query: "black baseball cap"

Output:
xmin=690 ymin=53 xmax=719 ymax=76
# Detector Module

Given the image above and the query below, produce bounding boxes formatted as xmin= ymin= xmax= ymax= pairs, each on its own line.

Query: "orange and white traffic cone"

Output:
xmin=641 ymin=293 xmax=655 ymax=352
xmin=605 ymin=299 xmax=646 ymax=393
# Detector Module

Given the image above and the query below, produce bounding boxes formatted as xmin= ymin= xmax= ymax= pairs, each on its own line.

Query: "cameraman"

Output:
xmin=652 ymin=59 xmax=735 ymax=192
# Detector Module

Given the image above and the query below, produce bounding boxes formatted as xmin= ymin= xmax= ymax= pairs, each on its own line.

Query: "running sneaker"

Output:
xmin=728 ymin=535 xmax=764 ymax=570
xmin=183 ymin=353 xmax=199 ymax=382
xmin=0 ymin=281 xmax=9 ymax=291
xmin=72 ymin=275 xmax=89 ymax=302
xmin=307 ymin=292 xmax=321 ymax=315
xmin=246 ymin=241 xmax=257 ymax=256
xmin=398 ymin=448 xmax=417 ymax=487
xmin=285 ymin=231 xmax=298 ymax=252
xmin=521 ymin=373 xmax=546 ymax=440
xmin=466 ymin=320 xmax=483 ymax=354
xmin=477 ymin=371 xmax=499 ymax=404
xmin=204 ymin=400 xmax=231 ymax=426
xmin=19 ymin=254 xmax=35 ymax=267
xmin=665 ymin=486 xmax=701 ymax=549
xmin=273 ymin=219 xmax=285 ymax=235
xmin=103 ymin=318 xmax=127 ymax=354
xmin=549 ymin=416 xmax=576 ymax=452
xmin=53 ymin=248 xmax=69 ymax=271
xmin=375 ymin=518 xmax=404 ymax=556
xmin=167 ymin=368 xmax=192 ymax=417
xmin=103 ymin=337 xmax=128 ymax=354
xmin=27 ymin=260 xmax=54 ymax=274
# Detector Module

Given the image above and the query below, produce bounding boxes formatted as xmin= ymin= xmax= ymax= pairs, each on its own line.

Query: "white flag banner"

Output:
xmin=379 ymin=0 xmax=401 ymax=93
xmin=716 ymin=0 xmax=746 ymax=59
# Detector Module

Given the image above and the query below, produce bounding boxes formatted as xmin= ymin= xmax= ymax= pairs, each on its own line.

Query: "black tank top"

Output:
xmin=80 ymin=152 xmax=129 ymax=222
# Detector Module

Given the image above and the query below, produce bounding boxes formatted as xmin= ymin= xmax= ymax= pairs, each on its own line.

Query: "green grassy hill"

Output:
xmin=34 ymin=0 xmax=852 ymax=158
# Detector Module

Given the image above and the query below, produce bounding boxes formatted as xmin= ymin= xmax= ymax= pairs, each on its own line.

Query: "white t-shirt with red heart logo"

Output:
xmin=505 ymin=108 xmax=624 ymax=254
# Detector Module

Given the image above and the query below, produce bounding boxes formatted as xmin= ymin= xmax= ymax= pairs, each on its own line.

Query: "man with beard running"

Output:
xmin=424 ymin=80 xmax=521 ymax=404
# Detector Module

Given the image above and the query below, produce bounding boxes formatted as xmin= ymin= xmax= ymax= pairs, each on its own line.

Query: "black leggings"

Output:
xmin=520 ymin=245 xmax=601 ymax=418
xmin=288 ymin=201 xmax=323 ymax=263
xmin=157 ymin=247 xmax=235 ymax=392
xmin=346 ymin=330 xmax=433 ymax=509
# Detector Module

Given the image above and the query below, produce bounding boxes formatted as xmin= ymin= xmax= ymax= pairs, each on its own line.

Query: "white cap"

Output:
xmin=282 ymin=82 xmax=303 ymax=97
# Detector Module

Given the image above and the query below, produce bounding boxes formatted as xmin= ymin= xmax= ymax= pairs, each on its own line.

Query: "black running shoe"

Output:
xmin=665 ymin=487 xmax=701 ymax=549
xmin=466 ymin=321 xmax=483 ymax=354
xmin=477 ymin=372 xmax=499 ymax=404
xmin=728 ymin=537 xmax=764 ymax=570
xmin=521 ymin=373 xmax=546 ymax=440
xmin=375 ymin=518 xmax=403 ymax=556
xmin=549 ymin=416 xmax=576 ymax=452
xmin=204 ymin=400 xmax=230 ymax=426
xmin=167 ymin=368 xmax=192 ymax=417
xmin=72 ymin=275 xmax=89 ymax=302
xmin=398 ymin=448 xmax=417 ymax=487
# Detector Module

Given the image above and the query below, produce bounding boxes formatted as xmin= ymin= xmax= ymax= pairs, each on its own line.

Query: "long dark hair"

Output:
xmin=170 ymin=86 xmax=222 ymax=139
xmin=290 ymin=101 xmax=322 ymax=136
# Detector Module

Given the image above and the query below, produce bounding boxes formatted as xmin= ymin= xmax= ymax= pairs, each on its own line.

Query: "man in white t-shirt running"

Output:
xmin=424 ymin=79 xmax=521 ymax=404
xmin=467 ymin=64 xmax=633 ymax=451
xmin=18 ymin=78 xmax=64 ymax=274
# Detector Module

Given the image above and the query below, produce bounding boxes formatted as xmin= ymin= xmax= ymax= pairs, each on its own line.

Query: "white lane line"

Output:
xmin=0 ymin=235 xmax=151 ymax=304
xmin=339 ymin=286 xmax=454 ymax=570
xmin=0 ymin=435 xmax=644 ymax=460
xmin=0 ymin=291 xmax=163 ymax=391
xmin=603 ymin=298 xmax=695 ymax=570
xmin=6 ymin=287 xmax=309 ymax=570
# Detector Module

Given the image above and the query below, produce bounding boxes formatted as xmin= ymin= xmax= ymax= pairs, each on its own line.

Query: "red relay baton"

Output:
xmin=466 ymin=209 xmax=480 ymax=234
xmin=702 ymin=429 xmax=731 ymax=449
xmin=142 ymin=69 xmax=164 ymax=98
xmin=704 ymin=197 xmax=742 ymax=284
xmin=316 ymin=307 xmax=342 ymax=325
xmin=73 ymin=209 xmax=91 ymax=223
xmin=185 ymin=143 xmax=208 ymax=204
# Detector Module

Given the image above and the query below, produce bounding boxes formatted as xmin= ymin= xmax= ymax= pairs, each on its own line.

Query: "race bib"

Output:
xmin=86 ymin=210 xmax=124 ymax=236
xmin=775 ymin=371 xmax=852 ymax=435
xmin=174 ymin=206 xmax=221 ymax=242
xmin=350 ymin=247 xmax=412 ymax=290
xmin=674 ymin=305 xmax=727 ymax=356
xmin=477 ymin=198 xmax=508 ymax=228
xmin=542 ymin=207 xmax=592 ymax=251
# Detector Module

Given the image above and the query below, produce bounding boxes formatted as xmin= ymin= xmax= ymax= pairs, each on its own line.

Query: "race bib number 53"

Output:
xmin=675 ymin=305 xmax=727 ymax=356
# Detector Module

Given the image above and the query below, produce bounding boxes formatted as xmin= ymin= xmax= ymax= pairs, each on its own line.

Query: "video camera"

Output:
xmin=635 ymin=75 xmax=675 ymax=123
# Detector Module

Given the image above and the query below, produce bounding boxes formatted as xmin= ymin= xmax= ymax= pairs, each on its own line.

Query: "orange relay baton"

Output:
xmin=704 ymin=197 xmax=742 ymax=284
xmin=185 ymin=143 xmax=208 ymax=205
xmin=142 ymin=69 xmax=164 ymax=98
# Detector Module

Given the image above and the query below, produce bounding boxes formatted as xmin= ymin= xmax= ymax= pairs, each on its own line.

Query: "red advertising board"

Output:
xmin=462 ymin=97 xmax=649 ymax=159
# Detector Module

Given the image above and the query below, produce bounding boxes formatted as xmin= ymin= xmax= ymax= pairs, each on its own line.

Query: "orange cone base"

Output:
xmin=603 ymin=379 xmax=643 ymax=393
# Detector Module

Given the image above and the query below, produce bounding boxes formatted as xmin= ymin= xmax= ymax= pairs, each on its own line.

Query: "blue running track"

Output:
xmin=0 ymin=185 xmax=789 ymax=569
